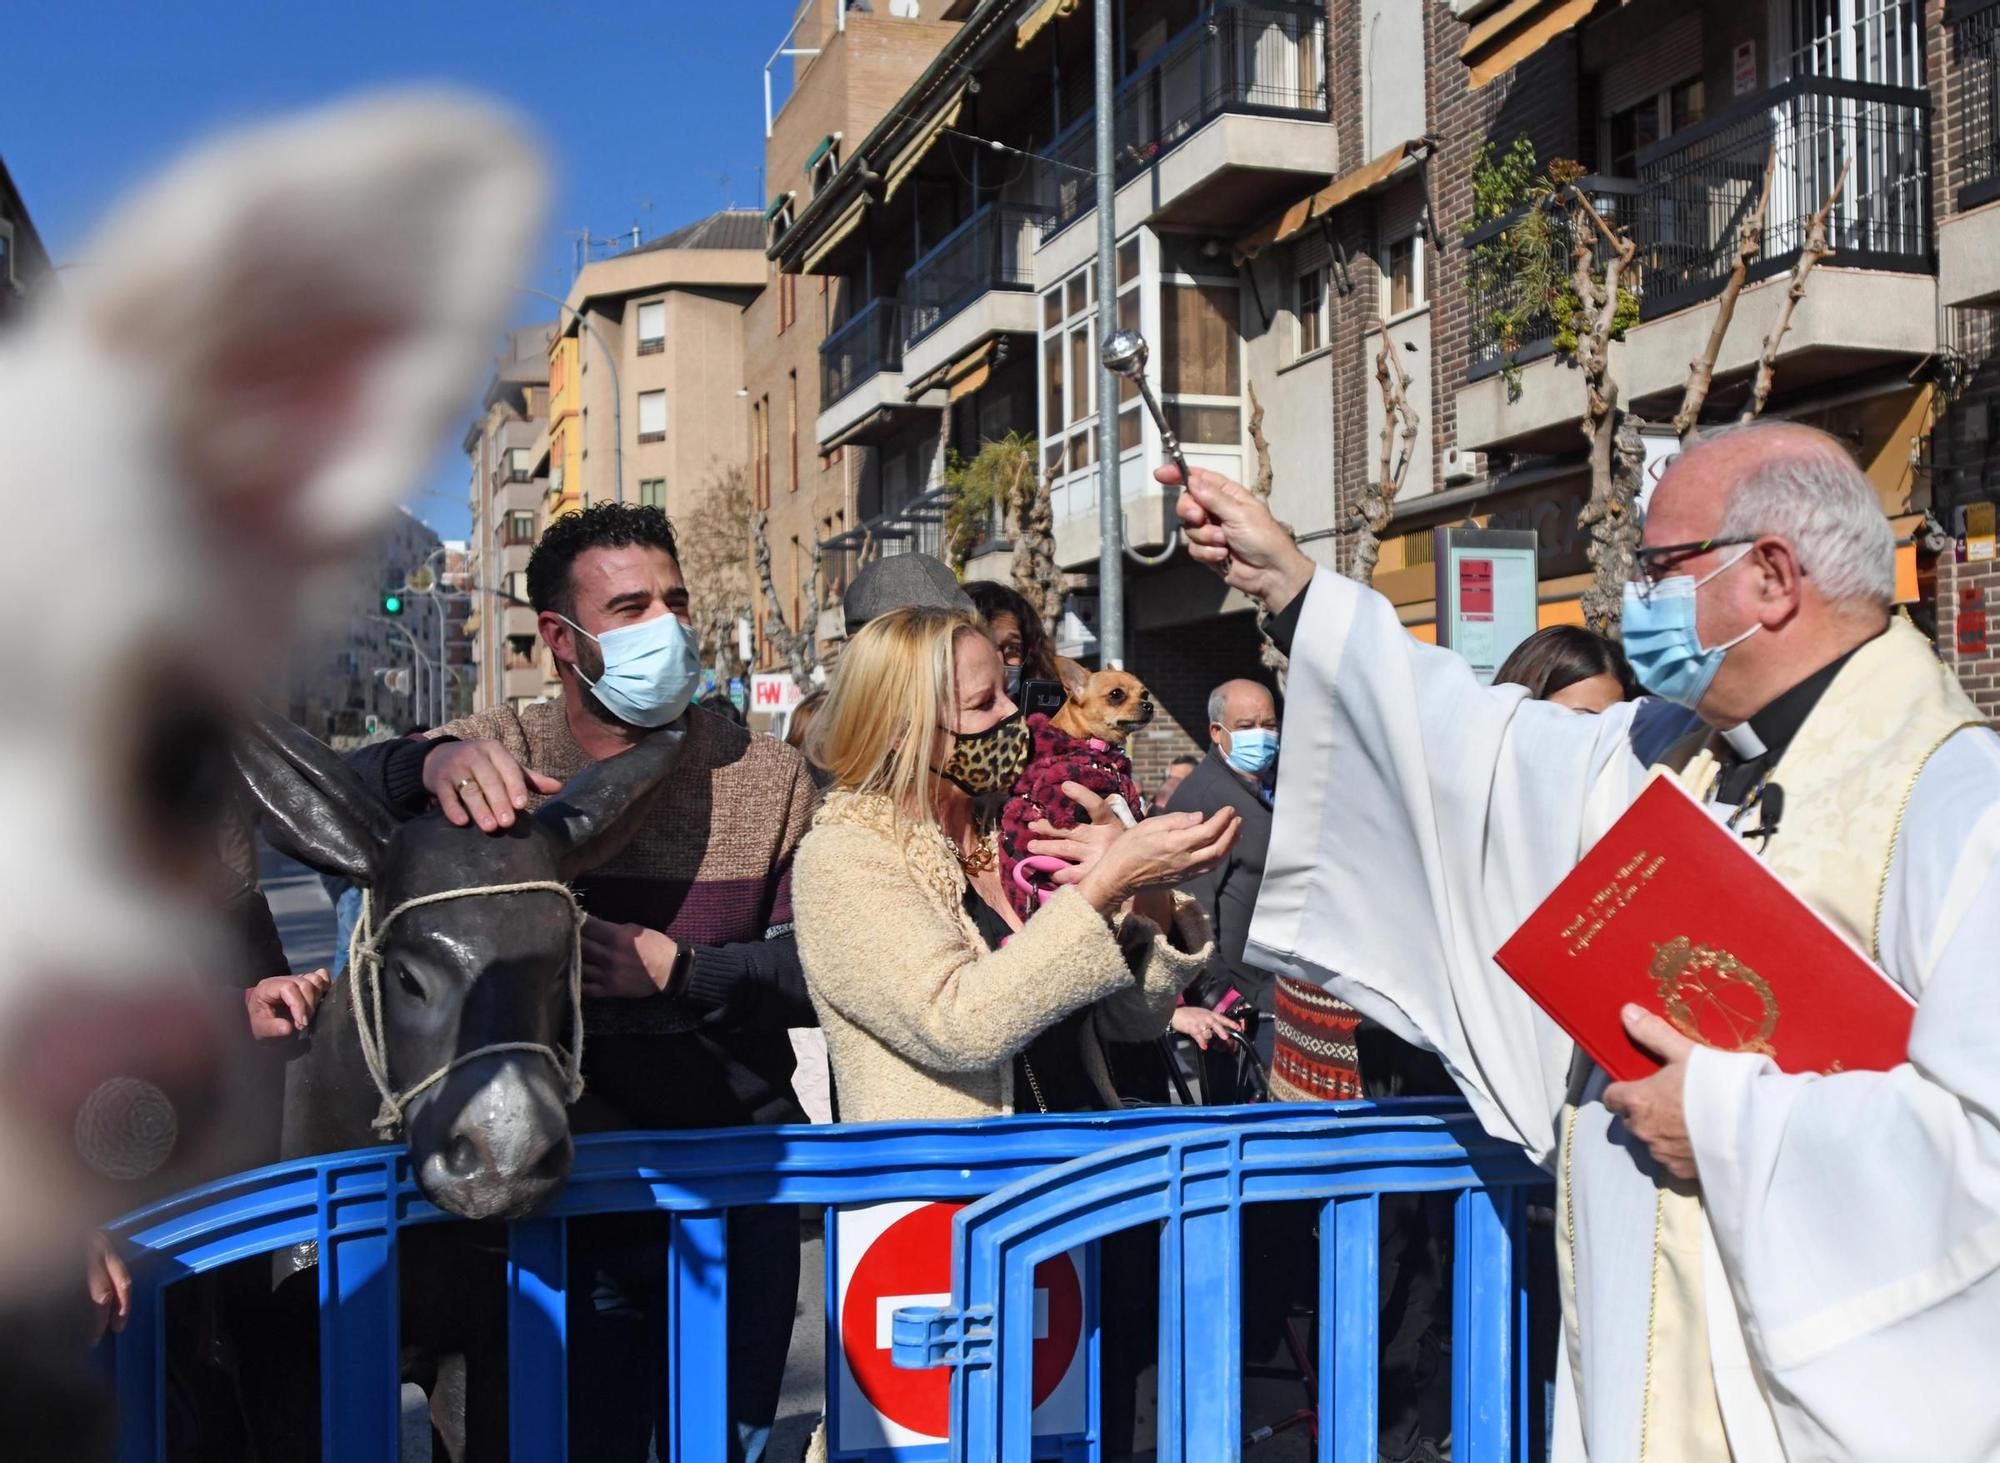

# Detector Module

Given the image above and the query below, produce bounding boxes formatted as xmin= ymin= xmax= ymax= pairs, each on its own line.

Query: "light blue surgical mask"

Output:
xmin=558 ymin=611 xmax=702 ymax=728
xmin=1620 ymin=546 xmax=1761 ymax=710
xmin=1222 ymin=727 xmax=1279 ymax=777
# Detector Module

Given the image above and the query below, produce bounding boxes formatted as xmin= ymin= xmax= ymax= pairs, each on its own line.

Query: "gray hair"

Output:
xmin=1698 ymin=420 xmax=1895 ymax=606
xmin=1207 ymin=685 xmax=1229 ymax=726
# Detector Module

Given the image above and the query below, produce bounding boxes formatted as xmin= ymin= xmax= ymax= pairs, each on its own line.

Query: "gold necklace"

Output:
xmin=956 ymin=836 xmax=996 ymax=874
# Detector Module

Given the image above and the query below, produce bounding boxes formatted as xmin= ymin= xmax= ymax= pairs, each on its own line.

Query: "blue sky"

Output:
xmin=4 ymin=0 xmax=800 ymax=538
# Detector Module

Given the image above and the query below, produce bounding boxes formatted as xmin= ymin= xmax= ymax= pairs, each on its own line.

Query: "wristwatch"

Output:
xmin=668 ymin=942 xmax=695 ymax=995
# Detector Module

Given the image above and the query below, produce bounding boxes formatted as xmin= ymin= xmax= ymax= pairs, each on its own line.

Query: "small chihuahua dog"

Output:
xmin=1000 ymin=659 xmax=1157 ymax=917
xmin=1049 ymin=658 xmax=1156 ymax=747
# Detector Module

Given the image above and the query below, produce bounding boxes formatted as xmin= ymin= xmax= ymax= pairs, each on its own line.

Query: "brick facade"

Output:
xmin=1123 ymin=614 xmax=1272 ymax=795
xmin=1935 ymin=554 xmax=2000 ymax=724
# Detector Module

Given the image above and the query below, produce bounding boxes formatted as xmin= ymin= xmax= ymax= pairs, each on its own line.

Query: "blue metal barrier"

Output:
xmin=102 ymin=1100 xmax=1547 ymax=1462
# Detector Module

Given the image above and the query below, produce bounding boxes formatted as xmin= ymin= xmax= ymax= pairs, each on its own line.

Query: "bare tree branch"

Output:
xmin=1571 ymin=187 xmax=1643 ymax=634
xmin=1246 ymin=382 xmax=1274 ymax=500
xmin=1347 ymin=322 xmax=1421 ymax=585
xmin=1741 ymin=158 xmax=1851 ymax=422
xmin=1676 ymin=144 xmax=1776 ymax=439
xmin=752 ymin=510 xmax=819 ymax=694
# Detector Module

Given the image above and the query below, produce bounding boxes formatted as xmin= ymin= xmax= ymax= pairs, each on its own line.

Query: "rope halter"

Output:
xmin=345 ymin=880 xmax=586 ymax=1138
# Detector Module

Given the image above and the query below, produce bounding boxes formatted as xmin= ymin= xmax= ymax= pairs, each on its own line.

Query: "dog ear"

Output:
xmin=71 ymin=92 xmax=546 ymax=563
xmin=533 ymin=722 xmax=689 ymax=881
xmin=1056 ymin=657 xmax=1093 ymax=702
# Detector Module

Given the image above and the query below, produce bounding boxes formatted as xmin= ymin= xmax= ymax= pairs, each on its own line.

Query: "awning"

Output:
xmin=883 ymin=87 xmax=967 ymax=202
xmin=1233 ymin=139 xmax=1430 ymax=264
xmin=803 ymin=133 xmax=842 ymax=177
xmin=763 ymin=190 xmax=796 ymax=222
xmin=1016 ymin=0 xmax=1078 ymax=49
xmin=1459 ymin=0 xmax=1597 ymax=90
xmin=906 ymin=339 xmax=1000 ymax=400
xmin=801 ymin=200 xmax=868 ymax=275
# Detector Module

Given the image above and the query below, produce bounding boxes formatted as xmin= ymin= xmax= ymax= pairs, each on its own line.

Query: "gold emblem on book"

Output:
xmin=1649 ymin=936 xmax=1779 ymax=1057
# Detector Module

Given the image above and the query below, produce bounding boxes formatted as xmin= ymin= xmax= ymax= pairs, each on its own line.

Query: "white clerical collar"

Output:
xmin=1721 ymin=722 xmax=1768 ymax=761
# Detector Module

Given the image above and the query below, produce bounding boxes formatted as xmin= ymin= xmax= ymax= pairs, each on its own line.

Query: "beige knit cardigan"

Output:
xmin=793 ymin=789 xmax=1213 ymax=1122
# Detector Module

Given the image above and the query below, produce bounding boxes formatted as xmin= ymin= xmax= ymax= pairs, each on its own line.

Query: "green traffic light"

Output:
xmin=383 ymin=593 xmax=403 ymax=615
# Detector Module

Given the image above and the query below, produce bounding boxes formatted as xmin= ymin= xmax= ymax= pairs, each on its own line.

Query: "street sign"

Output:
xmin=750 ymin=673 xmax=803 ymax=716
xmin=406 ymin=565 xmax=437 ymax=593
xmin=831 ymin=1200 xmax=1087 ymax=1455
xmin=1960 ymin=586 xmax=1989 ymax=657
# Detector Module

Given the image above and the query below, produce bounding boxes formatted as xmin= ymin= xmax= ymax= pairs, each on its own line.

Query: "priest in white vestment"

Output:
xmin=1164 ymin=421 xmax=2000 ymax=1461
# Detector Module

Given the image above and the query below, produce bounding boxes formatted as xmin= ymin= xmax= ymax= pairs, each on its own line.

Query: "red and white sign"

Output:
xmin=751 ymin=673 xmax=804 ymax=714
xmin=1458 ymin=558 xmax=1495 ymax=619
xmin=832 ymin=1200 xmax=1087 ymax=1453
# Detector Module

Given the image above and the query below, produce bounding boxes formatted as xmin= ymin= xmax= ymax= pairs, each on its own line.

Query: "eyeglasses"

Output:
xmin=1629 ymin=537 xmax=1756 ymax=598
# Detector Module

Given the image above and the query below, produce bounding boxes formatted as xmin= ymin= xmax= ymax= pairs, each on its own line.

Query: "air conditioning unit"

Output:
xmin=1442 ymin=446 xmax=1479 ymax=485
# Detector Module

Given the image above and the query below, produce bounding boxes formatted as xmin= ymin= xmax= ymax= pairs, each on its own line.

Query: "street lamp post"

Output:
xmin=517 ymin=285 xmax=625 ymax=504
xmin=1093 ymin=0 xmax=1125 ymax=668
xmin=368 ymin=614 xmax=433 ymax=732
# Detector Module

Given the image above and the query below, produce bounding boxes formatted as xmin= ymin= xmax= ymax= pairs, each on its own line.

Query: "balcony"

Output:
xmin=818 ymin=486 xmax=1006 ymax=610
xmin=1460 ymin=76 xmax=1936 ymax=453
xmin=1943 ymin=1 xmax=2000 ymax=306
xmin=818 ymin=297 xmax=943 ymax=446
xmin=1037 ymin=0 xmax=1330 ymax=242
xmin=900 ymin=202 xmax=1052 ymax=390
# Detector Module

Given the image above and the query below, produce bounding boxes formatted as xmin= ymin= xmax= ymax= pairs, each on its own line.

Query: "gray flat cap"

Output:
xmin=842 ymin=552 xmax=974 ymax=635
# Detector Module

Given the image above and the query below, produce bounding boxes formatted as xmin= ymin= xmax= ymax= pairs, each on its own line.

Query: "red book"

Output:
xmin=1493 ymin=776 xmax=1916 ymax=1082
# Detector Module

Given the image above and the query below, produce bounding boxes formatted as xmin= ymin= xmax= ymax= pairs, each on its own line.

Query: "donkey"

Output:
xmin=222 ymin=709 xmax=686 ymax=1459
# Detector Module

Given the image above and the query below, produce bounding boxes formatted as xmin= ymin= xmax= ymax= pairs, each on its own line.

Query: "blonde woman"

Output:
xmin=794 ymin=606 xmax=1236 ymax=1121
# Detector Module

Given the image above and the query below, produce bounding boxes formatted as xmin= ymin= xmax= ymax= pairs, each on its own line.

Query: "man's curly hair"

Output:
xmin=526 ymin=502 xmax=680 ymax=616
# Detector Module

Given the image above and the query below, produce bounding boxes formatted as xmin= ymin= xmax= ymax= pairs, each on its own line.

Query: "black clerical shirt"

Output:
xmin=1710 ymin=641 xmax=1867 ymax=806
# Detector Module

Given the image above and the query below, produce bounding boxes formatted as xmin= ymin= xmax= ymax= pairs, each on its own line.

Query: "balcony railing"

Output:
xmin=819 ymin=484 xmax=1008 ymax=602
xmin=1953 ymin=0 xmax=2000 ymax=211
xmin=819 ymin=295 xmax=906 ymax=406
xmin=1464 ymin=177 xmax=1643 ymax=381
xmin=903 ymin=201 xmax=1053 ymax=348
xmin=1466 ymin=77 xmax=1932 ymax=378
xmin=1039 ymin=0 xmax=1329 ymax=236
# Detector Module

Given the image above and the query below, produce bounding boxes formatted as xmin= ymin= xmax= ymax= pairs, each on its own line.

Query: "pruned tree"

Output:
xmin=1012 ymin=456 xmax=1065 ymax=632
xmin=1741 ymin=158 xmax=1850 ymax=422
xmin=1566 ymin=181 xmax=1645 ymax=634
xmin=677 ymin=466 xmax=756 ymax=687
xmin=1240 ymin=382 xmax=1296 ymax=682
xmin=1676 ymin=145 xmax=1776 ymax=439
xmin=1347 ymin=325 xmax=1421 ymax=586
xmin=752 ymin=510 xmax=822 ymax=695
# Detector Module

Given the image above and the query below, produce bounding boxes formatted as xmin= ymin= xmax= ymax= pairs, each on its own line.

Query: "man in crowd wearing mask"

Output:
xmin=1170 ymin=421 xmax=2000 ymax=1459
xmin=1166 ymin=678 xmax=1283 ymax=1084
xmin=347 ymin=503 xmax=818 ymax=1463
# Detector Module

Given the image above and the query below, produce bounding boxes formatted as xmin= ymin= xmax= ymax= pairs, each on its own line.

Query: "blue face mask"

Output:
xmin=1223 ymin=727 xmax=1279 ymax=777
xmin=1619 ymin=546 xmax=1761 ymax=710
xmin=559 ymin=611 xmax=702 ymax=728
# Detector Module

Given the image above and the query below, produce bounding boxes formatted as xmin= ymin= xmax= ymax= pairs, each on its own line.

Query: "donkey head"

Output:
xmin=236 ymin=713 xmax=683 ymax=1219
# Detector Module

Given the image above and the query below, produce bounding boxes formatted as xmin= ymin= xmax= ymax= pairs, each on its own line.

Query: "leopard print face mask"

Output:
xmin=934 ymin=708 xmax=1031 ymax=796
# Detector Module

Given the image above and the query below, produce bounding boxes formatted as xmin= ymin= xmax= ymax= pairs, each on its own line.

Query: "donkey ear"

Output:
xmin=533 ymin=722 xmax=689 ymax=881
xmin=72 ymin=92 xmax=545 ymax=561
xmin=232 ymin=709 xmax=399 ymax=886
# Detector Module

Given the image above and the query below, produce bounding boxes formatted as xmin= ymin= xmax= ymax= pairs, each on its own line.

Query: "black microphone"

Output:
xmin=1752 ymin=783 xmax=1784 ymax=849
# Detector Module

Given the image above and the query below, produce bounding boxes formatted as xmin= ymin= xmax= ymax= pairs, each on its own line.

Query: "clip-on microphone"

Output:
xmin=1750 ymin=783 xmax=1784 ymax=851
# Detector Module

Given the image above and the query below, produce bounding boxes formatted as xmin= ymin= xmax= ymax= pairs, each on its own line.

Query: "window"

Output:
xmin=1161 ymin=279 xmax=1243 ymax=444
xmin=549 ymin=349 xmax=566 ymax=397
xmin=507 ymin=570 xmax=530 ymax=604
xmin=754 ymin=395 xmax=772 ymax=510
xmin=638 ymin=478 xmax=665 ymax=509
xmin=1295 ymin=265 xmax=1326 ymax=357
xmin=787 ymin=370 xmax=799 ymax=494
xmin=502 ymin=447 xmax=532 ymax=481
xmin=1038 ymin=247 xmax=1143 ymax=497
xmin=637 ymin=390 xmax=667 ymax=442
xmin=505 ymin=511 xmax=535 ymax=545
xmin=807 ymin=133 xmax=841 ymax=197
xmin=778 ymin=273 xmax=797 ymax=334
xmin=636 ymin=301 xmax=666 ymax=355
xmin=1605 ymin=76 xmax=1705 ymax=178
xmin=1381 ymin=235 xmax=1426 ymax=318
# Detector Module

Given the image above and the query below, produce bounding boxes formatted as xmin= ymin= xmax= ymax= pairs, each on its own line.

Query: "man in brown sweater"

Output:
xmin=349 ymin=503 xmax=816 ymax=1463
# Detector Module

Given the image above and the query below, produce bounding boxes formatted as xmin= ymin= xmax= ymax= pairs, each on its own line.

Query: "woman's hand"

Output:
xmin=1029 ymin=797 xmax=1240 ymax=914
xmin=1171 ymin=1003 xmax=1244 ymax=1052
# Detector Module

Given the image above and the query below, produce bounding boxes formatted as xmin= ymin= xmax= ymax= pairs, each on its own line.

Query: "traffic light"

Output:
xmin=382 ymin=591 xmax=404 ymax=616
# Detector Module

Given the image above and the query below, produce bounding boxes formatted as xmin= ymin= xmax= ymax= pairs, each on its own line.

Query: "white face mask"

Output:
xmin=558 ymin=611 xmax=702 ymax=728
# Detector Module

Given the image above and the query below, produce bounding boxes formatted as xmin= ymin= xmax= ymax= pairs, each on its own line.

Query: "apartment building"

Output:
xmin=747 ymin=0 xmax=961 ymax=663
xmin=549 ymin=211 xmax=766 ymax=528
xmin=0 ymin=155 xmax=52 ymax=326
xmin=772 ymin=0 xmax=1343 ymax=781
xmin=464 ymin=322 xmax=557 ymax=712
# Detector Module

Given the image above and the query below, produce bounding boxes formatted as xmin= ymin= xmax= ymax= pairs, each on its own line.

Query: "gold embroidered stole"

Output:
xmin=1561 ymin=618 xmax=1982 ymax=1459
